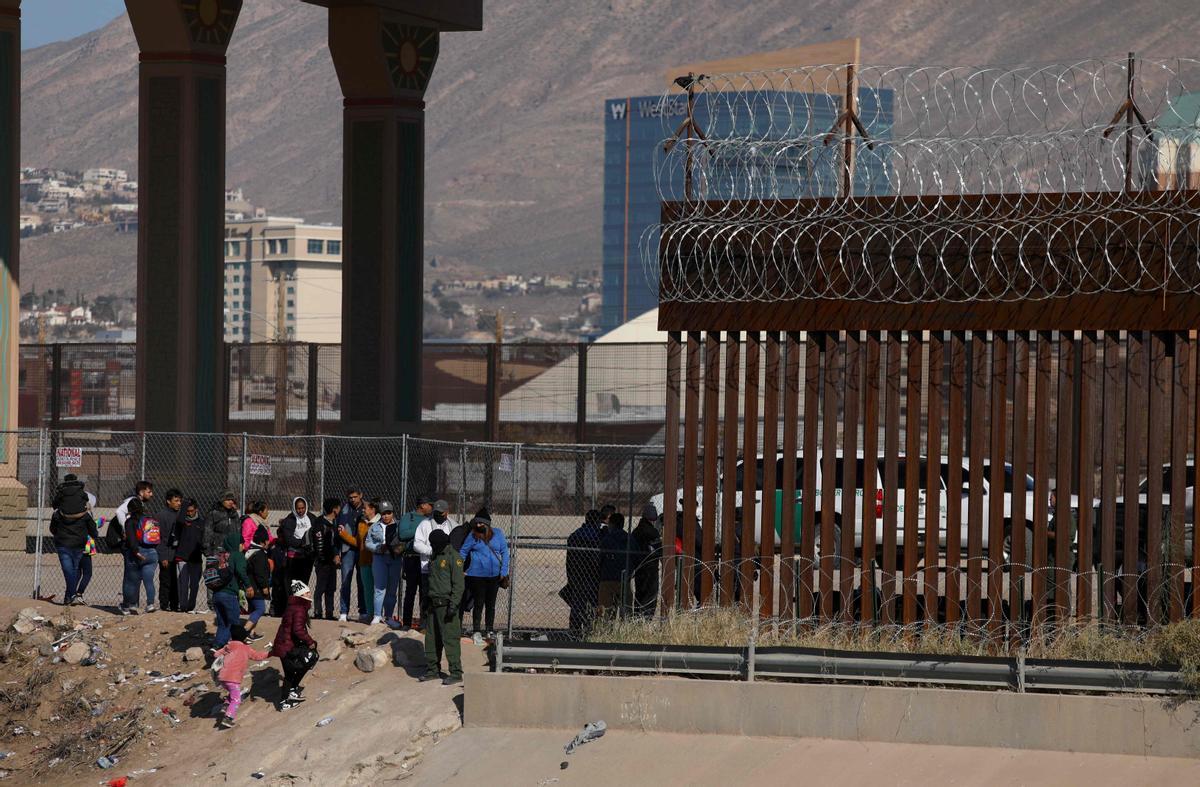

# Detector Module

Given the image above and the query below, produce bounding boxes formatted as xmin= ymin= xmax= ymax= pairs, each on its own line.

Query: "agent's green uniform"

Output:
xmin=423 ymin=544 xmax=465 ymax=678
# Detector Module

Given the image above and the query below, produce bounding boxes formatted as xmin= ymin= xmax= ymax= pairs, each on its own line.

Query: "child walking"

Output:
xmin=213 ymin=625 xmax=269 ymax=729
xmin=271 ymin=580 xmax=319 ymax=710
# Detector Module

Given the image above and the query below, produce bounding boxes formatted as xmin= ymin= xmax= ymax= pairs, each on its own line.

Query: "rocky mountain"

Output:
xmin=19 ymin=0 xmax=1200 ymax=293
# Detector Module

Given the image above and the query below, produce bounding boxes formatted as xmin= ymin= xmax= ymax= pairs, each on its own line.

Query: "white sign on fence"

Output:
xmin=248 ymin=453 xmax=272 ymax=476
xmin=498 ymin=453 xmax=513 ymax=473
xmin=55 ymin=447 xmax=83 ymax=468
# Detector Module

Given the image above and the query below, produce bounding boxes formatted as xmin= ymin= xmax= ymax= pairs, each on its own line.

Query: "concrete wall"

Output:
xmin=465 ymin=672 xmax=1200 ymax=759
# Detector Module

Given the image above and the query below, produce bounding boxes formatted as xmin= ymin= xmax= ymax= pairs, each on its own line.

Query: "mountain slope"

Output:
xmin=19 ymin=0 xmax=1200 ymax=291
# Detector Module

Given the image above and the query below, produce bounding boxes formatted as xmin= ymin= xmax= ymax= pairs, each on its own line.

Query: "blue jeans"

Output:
xmin=56 ymin=545 xmax=92 ymax=600
xmin=373 ymin=553 xmax=403 ymax=620
xmin=211 ymin=592 xmax=242 ymax=648
xmin=247 ymin=596 xmax=266 ymax=626
xmin=121 ymin=548 xmax=158 ymax=609
xmin=339 ymin=550 xmax=358 ymax=615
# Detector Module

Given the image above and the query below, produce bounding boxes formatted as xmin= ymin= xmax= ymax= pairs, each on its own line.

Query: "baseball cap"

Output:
xmin=433 ymin=499 xmax=450 ymax=513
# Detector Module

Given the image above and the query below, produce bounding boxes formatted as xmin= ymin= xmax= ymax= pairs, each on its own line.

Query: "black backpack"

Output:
xmin=102 ymin=516 xmax=125 ymax=553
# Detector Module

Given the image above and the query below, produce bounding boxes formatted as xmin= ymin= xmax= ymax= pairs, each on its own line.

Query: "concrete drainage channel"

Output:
xmin=493 ymin=636 xmax=1191 ymax=695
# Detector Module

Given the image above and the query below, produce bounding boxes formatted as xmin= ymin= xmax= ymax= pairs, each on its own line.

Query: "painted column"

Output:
xmin=0 ymin=0 xmax=26 ymax=552
xmin=328 ymin=7 xmax=438 ymax=435
xmin=125 ymin=0 xmax=242 ymax=433
xmin=0 ymin=0 xmax=19 ymax=454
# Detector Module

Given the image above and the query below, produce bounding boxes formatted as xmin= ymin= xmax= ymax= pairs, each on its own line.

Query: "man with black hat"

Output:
xmin=398 ymin=496 xmax=432 ymax=628
xmin=412 ymin=499 xmax=454 ymax=630
xmin=420 ymin=528 xmax=464 ymax=685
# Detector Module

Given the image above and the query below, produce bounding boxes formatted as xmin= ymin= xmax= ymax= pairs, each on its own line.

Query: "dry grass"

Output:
xmin=31 ymin=708 xmax=144 ymax=778
xmin=0 ymin=663 xmax=53 ymax=713
xmin=587 ymin=608 xmax=1200 ymax=672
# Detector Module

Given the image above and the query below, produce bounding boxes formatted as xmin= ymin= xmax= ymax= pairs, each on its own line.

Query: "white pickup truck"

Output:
xmin=651 ymin=452 xmax=1045 ymax=561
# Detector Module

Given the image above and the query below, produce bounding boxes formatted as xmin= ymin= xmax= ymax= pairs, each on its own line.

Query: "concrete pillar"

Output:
xmin=0 ymin=0 xmax=25 ymax=551
xmin=0 ymin=1 xmax=19 ymax=443
xmin=125 ymin=0 xmax=242 ymax=433
xmin=313 ymin=0 xmax=481 ymax=435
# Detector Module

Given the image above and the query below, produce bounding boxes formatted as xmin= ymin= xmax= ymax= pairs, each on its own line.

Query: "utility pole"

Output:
xmin=273 ymin=265 xmax=289 ymax=436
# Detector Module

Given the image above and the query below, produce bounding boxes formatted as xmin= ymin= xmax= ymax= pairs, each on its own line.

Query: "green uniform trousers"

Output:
xmin=423 ymin=601 xmax=463 ymax=677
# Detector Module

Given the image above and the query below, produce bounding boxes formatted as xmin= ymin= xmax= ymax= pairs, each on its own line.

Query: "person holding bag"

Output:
xmin=271 ymin=580 xmax=319 ymax=711
xmin=366 ymin=500 xmax=404 ymax=627
xmin=458 ymin=508 xmax=510 ymax=639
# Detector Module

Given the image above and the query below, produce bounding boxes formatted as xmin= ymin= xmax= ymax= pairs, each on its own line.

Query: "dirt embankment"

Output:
xmin=0 ymin=598 xmax=486 ymax=786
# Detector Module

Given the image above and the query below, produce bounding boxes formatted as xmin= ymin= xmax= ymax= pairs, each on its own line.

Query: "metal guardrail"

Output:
xmin=494 ymin=637 xmax=1190 ymax=695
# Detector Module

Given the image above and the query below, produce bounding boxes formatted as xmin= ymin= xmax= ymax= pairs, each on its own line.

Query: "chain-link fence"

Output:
xmin=0 ymin=430 xmax=667 ymax=636
xmin=6 ymin=429 xmax=1198 ymax=641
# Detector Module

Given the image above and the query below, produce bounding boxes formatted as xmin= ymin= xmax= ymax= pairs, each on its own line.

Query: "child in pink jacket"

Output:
xmin=213 ymin=625 xmax=269 ymax=729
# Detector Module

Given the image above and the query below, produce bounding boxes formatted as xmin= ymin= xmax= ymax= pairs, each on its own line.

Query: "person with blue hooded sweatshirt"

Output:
xmin=458 ymin=508 xmax=509 ymax=637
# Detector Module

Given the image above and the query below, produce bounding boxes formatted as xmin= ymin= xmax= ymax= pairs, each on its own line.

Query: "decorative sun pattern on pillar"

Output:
xmin=383 ymin=23 xmax=439 ymax=92
xmin=181 ymin=0 xmax=237 ymax=46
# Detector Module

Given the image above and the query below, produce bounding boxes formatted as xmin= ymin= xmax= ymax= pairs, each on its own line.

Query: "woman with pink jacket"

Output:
xmin=241 ymin=502 xmax=270 ymax=549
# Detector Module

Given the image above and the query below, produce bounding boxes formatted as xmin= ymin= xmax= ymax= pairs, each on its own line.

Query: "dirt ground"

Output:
xmin=420 ymin=726 xmax=1200 ymax=786
xmin=0 ymin=598 xmax=488 ymax=786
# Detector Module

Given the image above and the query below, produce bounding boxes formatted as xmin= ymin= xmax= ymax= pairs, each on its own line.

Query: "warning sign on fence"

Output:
xmin=55 ymin=447 xmax=83 ymax=468
xmin=497 ymin=453 xmax=513 ymax=473
xmin=248 ymin=454 xmax=272 ymax=476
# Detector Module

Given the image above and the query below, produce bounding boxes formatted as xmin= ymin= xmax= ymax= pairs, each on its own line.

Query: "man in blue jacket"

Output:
xmin=335 ymin=487 xmax=366 ymax=622
xmin=563 ymin=509 xmax=603 ymax=635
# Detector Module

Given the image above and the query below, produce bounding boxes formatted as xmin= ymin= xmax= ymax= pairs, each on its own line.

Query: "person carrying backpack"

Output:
xmin=208 ymin=531 xmax=252 ymax=650
xmin=271 ymin=580 xmax=318 ymax=711
xmin=212 ymin=625 xmax=269 ymax=730
xmin=106 ymin=480 xmax=154 ymax=553
xmin=119 ymin=502 xmax=162 ymax=615
xmin=49 ymin=473 xmax=99 ymax=606
xmin=244 ymin=525 xmax=273 ymax=642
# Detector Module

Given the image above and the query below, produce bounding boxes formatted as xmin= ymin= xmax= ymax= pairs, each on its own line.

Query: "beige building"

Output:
xmin=223 ymin=217 xmax=343 ymax=343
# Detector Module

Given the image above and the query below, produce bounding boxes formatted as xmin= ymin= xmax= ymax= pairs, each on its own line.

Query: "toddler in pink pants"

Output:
xmin=213 ymin=625 xmax=269 ymax=729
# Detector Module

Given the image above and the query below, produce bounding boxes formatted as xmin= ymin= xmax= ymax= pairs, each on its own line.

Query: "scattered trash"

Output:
xmin=0 ymin=751 xmax=12 ymax=760
xmin=106 ymin=778 xmax=127 ymax=787
xmin=148 ymin=672 xmax=195 ymax=684
xmin=251 ymin=772 xmax=265 ymax=779
xmin=538 ymin=779 xmax=560 ymax=786
xmin=10 ymin=727 xmax=23 ymax=736
xmin=96 ymin=755 xmax=119 ymax=769
xmin=316 ymin=716 xmax=334 ymax=727
xmin=563 ymin=720 xmax=606 ymax=755
xmin=155 ymin=707 xmax=180 ymax=725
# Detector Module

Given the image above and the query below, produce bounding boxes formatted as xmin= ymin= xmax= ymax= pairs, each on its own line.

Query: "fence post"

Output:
xmin=32 ymin=428 xmax=47 ymax=599
xmin=139 ymin=431 xmax=147 ymax=481
xmin=49 ymin=344 xmax=62 ymax=432
xmin=240 ymin=433 xmax=248 ymax=508
xmin=590 ymin=447 xmax=597 ymax=510
xmin=458 ymin=444 xmax=467 ymax=521
xmin=319 ymin=436 xmax=326 ymax=500
xmin=401 ymin=434 xmax=409 ymax=510
xmin=306 ymin=344 xmax=319 ymax=436
xmin=506 ymin=444 xmax=521 ymax=637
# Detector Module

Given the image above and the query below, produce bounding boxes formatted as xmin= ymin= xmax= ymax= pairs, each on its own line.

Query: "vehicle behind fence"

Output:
xmin=5 ymin=427 xmax=1197 ymax=639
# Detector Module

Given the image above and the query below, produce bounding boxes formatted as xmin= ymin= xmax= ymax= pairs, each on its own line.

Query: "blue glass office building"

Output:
xmin=601 ymin=89 xmax=894 ymax=331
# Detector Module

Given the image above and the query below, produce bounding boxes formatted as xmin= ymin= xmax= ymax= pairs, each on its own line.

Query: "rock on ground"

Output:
xmin=319 ymin=638 xmax=344 ymax=661
xmin=184 ymin=646 xmax=205 ymax=662
xmin=60 ymin=640 xmax=89 ymax=664
xmin=355 ymin=647 xmax=388 ymax=673
xmin=343 ymin=631 xmax=370 ymax=647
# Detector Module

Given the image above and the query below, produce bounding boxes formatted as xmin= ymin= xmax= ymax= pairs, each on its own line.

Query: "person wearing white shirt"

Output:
xmin=411 ymin=499 xmax=454 ymax=629
xmin=413 ymin=499 xmax=454 ymax=573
